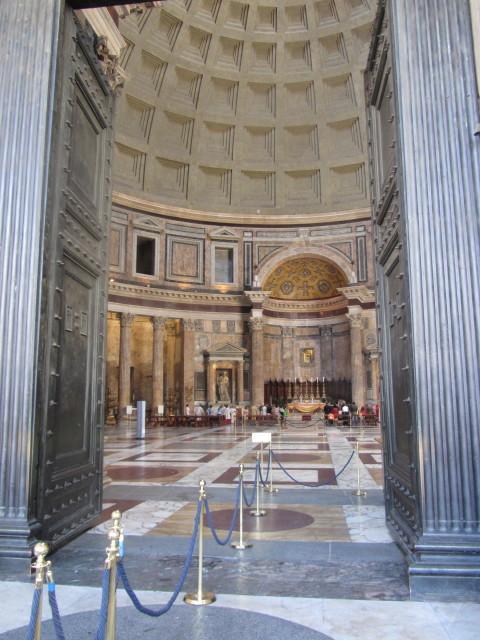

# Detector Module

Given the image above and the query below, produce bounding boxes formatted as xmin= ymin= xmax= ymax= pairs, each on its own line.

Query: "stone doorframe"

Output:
xmin=204 ymin=343 xmax=247 ymax=406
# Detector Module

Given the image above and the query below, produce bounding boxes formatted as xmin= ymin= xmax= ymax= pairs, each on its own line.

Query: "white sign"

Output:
xmin=126 ymin=405 xmax=133 ymax=416
xmin=252 ymin=432 xmax=272 ymax=444
xmin=158 ymin=405 xmax=164 ymax=416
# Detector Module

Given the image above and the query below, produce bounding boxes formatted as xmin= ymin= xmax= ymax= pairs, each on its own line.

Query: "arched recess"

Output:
xmin=256 ymin=245 xmax=356 ymax=291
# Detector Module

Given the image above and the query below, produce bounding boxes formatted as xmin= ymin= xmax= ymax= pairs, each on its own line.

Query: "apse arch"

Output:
xmin=256 ymin=245 xmax=356 ymax=292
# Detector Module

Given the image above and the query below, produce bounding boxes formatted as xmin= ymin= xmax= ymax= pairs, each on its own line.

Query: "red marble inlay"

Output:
xmin=107 ymin=466 xmax=179 ymax=481
xmin=210 ymin=508 xmax=314 ymax=532
xmin=269 ymin=453 xmax=328 ymax=463
xmin=212 ymin=466 xmax=337 ymax=486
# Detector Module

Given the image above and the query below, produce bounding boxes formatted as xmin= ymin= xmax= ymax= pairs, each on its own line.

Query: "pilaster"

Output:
xmin=249 ymin=318 xmax=265 ymax=407
xmin=165 ymin=320 xmax=177 ymax=413
xmin=237 ymin=359 xmax=245 ymax=403
xmin=0 ymin=0 xmax=63 ymax=558
xmin=367 ymin=0 xmax=480 ymax=597
xmin=118 ymin=313 xmax=134 ymax=410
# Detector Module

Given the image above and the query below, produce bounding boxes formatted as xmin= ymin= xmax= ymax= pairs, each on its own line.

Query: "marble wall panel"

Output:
xmin=166 ymin=235 xmax=204 ymax=283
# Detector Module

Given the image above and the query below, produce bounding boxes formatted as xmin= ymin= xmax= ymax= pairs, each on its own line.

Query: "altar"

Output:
xmin=288 ymin=400 xmax=325 ymax=414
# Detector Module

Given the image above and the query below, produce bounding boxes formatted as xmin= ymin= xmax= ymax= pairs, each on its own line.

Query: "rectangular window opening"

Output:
xmin=215 ymin=246 xmax=234 ymax=283
xmin=136 ymin=236 xmax=155 ymax=275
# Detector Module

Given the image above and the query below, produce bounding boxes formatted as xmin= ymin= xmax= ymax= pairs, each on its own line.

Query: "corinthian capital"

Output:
xmin=152 ymin=316 xmax=166 ymax=331
xmin=120 ymin=312 xmax=135 ymax=328
xmin=249 ymin=317 xmax=264 ymax=332
xmin=183 ymin=318 xmax=196 ymax=332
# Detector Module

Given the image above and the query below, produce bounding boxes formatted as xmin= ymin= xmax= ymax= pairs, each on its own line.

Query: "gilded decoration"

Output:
xmin=264 ymin=257 xmax=348 ymax=301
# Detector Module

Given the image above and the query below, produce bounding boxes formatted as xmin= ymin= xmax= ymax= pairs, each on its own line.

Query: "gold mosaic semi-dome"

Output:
xmin=114 ymin=0 xmax=375 ymax=218
xmin=264 ymin=256 xmax=347 ymax=300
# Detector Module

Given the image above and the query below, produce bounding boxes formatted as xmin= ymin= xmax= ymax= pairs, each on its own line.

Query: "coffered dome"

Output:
xmin=113 ymin=0 xmax=375 ymax=218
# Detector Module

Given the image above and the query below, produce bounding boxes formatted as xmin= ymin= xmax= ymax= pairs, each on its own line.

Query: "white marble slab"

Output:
xmin=90 ymin=500 xmax=188 ymax=536
xmin=343 ymin=505 xmax=393 ymax=543
xmin=1 ymin=582 xmax=479 ymax=640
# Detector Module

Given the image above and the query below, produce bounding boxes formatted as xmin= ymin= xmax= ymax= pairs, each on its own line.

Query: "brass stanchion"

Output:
xmin=105 ymin=510 xmax=122 ymax=640
xmin=250 ymin=452 xmax=267 ymax=517
xmin=231 ymin=465 xmax=252 ymax=550
xmin=352 ymin=441 xmax=367 ymax=497
xmin=184 ymin=480 xmax=216 ymax=605
xmin=264 ymin=446 xmax=278 ymax=494
xmin=32 ymin=541 xmax=49 ymax=640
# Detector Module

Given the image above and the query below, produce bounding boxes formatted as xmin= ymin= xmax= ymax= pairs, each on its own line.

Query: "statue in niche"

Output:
xmin=217 ymin=370 xmax=231 ymax=402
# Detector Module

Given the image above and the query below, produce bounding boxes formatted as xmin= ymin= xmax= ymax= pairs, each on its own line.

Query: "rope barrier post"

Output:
xmin=250 ymin=452 xmax=267 ymax=517
xmin=32 ymin=541 xmax=49 ymax=640
xmin=105 ymin=510 xmax=122 ymax=640
xmin=184 ymin=480 xmax=216 ymax=605
xmin=231 ymin=465 xmax=252 ymax=550
xmin=352 ymin=441 xmax=367 ymax=497
xmin=264 ymin=445 xmax=278 ymax=494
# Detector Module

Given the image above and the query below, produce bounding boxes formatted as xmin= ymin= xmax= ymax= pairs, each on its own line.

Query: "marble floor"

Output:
xmin=0 ymin=419 xmax=478 ymax=639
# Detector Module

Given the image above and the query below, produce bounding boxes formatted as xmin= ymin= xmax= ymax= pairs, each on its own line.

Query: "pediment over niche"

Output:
xmin=133 ymin=215 xmax=165 ymax=231
xmin=207 ymin=342 xmax=247 ymax=359
xmin=209 ymin=227 xmax=240 ymax=240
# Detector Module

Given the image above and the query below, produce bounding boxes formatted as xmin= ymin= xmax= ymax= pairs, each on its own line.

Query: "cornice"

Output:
xmin=338 ymin=285 xmax=376 ymax=304
xmin=112 ymin=191 xmax=372 ymax=228
xmin=109 ymin=281 xmax=244 ymax=305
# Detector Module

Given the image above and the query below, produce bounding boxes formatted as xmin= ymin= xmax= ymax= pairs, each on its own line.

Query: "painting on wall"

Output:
xmin=301 ymin=348 xmax=314 ymax=365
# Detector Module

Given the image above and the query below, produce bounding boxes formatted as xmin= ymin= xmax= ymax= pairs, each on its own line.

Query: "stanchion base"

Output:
xmin=352 ymin=489 xmax=367 ymax=497
xmin=231 ymin=541 xmax=253 ymax=549
xmin=264 ymin=487 xmax=279 ymax=494
xmin=250 ymin=509 xmax=267 ymax=517
xmin=184 ymin=592 xmax=216 ymax=606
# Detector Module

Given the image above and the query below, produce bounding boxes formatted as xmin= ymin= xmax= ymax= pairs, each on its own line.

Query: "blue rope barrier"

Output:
xmin=259 ymin=450 xmax=271 ymax=487
xmin=117 ymin=499 xmax=201 ymax=617
xmin=204 ymin=481 xmax=241 ymax=546
xmin=95 ymin=568 xmax=111 ymax=640
xmin=271 ymin=448 xmax=355 ymax=487
xmin=26 ymin=588 xmax=41 ymax=640
xmin=242 ymin=461 xmax=258 ymax=507
xmin=48 ymin=583 xmax=66 ymax=640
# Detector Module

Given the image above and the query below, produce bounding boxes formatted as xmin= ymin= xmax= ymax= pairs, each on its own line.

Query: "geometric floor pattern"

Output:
xmin=1 ymin=419 xmax=478 ymax=639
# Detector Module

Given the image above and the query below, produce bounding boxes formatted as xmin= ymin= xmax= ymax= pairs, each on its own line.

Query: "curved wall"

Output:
xmin=106 ymin=204 xmax=377 ymax=411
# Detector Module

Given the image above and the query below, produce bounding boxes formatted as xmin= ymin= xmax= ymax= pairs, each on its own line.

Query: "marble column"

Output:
xmin=249 ymin=318 xmax=265 ymax=407
xmin=369 ymin=352 xmax=380 ymax=405
xmin=237 ymin=359 xmax=244 ymax=403
xmin=346 ymin=307 xmax=365 ymax=407
xmin=152 ymin=317 xmax=166 ymax=412
xmin=183 ymin=319 xmax=195 ymax=410
xmin=119 ymin=313 xmax=134 ymax=410
xmin=165 ymin=320 xmax=177 ymax=413
xmin=207 ymin=359 xmax=216 ymax=406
